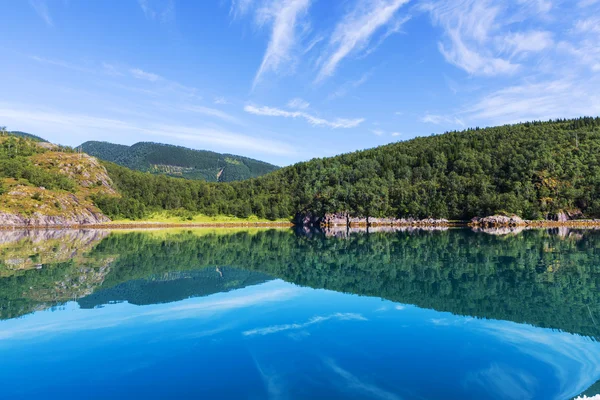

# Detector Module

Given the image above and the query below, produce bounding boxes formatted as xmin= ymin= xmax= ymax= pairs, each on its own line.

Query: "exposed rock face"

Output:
xmin=0 ymin=210 xmax=110 ymax=227
xmin=550 ymin=209 xmax=584 ymax=222
xmin=470 ymin=215 xmax=525 ymax=227
xmin=321 ymin=213 xmax=349 ymax=226
xmin=296 ymin=212 xmax=450 ymax=227
xmin=32 ymin=152 xmax=117 ymax=195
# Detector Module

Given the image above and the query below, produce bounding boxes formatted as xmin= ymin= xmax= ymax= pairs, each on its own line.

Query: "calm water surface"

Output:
xmin=1 ymin=227 xmax=599 ymax=399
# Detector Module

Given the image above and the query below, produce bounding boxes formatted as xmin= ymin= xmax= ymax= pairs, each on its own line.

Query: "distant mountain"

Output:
xmin=78 ymin=267 xmax=272 ymax=308
xmin=8 ymin=131 xmax=47 ymax=142
xmin=79 ymin=141 xmax=279 ymax=182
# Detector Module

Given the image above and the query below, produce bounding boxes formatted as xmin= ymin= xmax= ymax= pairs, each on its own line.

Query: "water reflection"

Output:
xmin=0 ymin=227 xmax=599 ymax=399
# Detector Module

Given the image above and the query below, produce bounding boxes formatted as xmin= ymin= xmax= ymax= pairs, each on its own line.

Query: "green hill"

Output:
xmin=79 ymin=141 xmax=279 ymax=182
xmin=7 ymin=131 xmax=46 ymax=142
xmin=4 ymin=118 xmax=600 ymax=224
xmin=97 ymin=117 xmax=600 ymax=221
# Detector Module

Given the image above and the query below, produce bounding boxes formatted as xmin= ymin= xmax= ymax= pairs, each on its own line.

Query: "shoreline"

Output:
xmin=0 ymin=221 xmax=295 ymax=230
xmin=2 ymin=219 xmax=600 ymax=230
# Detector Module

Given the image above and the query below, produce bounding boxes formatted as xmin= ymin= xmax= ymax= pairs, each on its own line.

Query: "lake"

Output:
xmin=0 ymin=227 xmax=599 ymax=399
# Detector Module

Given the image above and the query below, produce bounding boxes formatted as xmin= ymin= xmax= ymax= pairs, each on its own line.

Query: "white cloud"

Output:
xmin=287 ymin=97 xmax=310 ymax=109
xmin=316 ymin=0 xmax=410 ymax=82
xmin=253 ymin=0 xmax=312 ymax=88
xmin=422 ymin=0 xmax=519 ymax=76
xmin=30 ymin=56 xmax=93 ymax=73
xmin=516 ymin=0 xmax=552 ymax=14
xmin=130 ymin=68 xmax=161 ymax=82
xmin=391 ymin=132 xmax=401 ymax=137
xmin=101 ymin=62 xmax=122 ymax=76
xmin=0 ymin=104 xmax=294 ymax=155
xmin=245 ymin=104 xmax=365 ymax=128
xmin=502 ymin=31 xmax=554 ymax=57
xmin=230 ymin=0 xmax=255 ymax=18
xmin=138 ymin=0 xmax=175 ymax=23
xmin=243 ymin=313 xmax=366 ymax=336
xmin=422 ymin=114 xmax=465 ymax=126
xmin=328 ymin=71 xmax=372 ymax=100
xmin=561 ymin=16 xmax=600 ymax=72
xmin=371 ymin=129 xmax=384 ymax=136
xmin=29 ymin=0 xmax=53 ymax=27
xmin=578 ymin=0 xmax=600 ymax=6
xmin=181 ymin=105 xmax=240 ymax=124
xmin=214 ymin=96 xmax=229 ymax=105
xmin=573 ymin=17 xmax=600 ymax=35
xmin=464 ymin=78 xmax=600 ymax=125
xmin=138 ymin=0 xmax=156 ymax=19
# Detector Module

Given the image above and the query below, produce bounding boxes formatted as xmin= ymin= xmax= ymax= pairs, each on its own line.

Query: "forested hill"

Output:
xmin=96 ymin=117 xmax=600 ymax=221
xmin=80 ymin=141 xmax=279 ymax=182
xmin=7 ymin=131 xmax=46 ymax=142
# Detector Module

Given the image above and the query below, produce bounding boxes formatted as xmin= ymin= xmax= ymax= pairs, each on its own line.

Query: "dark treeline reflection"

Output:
xmin=1 ymin=228 xmax=599 ymax=339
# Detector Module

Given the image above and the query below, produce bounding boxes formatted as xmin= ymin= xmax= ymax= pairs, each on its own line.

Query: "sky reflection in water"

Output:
xmin=1 ymin=228 xmax=600 ymax=399
xmin=0 ymin=279 xmax=599 ymax=399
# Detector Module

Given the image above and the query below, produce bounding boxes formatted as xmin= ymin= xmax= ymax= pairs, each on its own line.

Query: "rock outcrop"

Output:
xmin=470 ymin=215 xmax=525 ymax=227
xmin=549 ymin=209 xmax=584 ymax=222
xmin=296 ymin=212 xmax=450 ymax=227
xmin=0 ymin=210 xmax=110 ymax=227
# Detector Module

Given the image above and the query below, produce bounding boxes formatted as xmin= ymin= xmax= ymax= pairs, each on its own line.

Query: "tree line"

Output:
xmin=2 ymin=228 xmax=599 ymax=338
xmin=96 ymin=117 xmax=600 ymax=221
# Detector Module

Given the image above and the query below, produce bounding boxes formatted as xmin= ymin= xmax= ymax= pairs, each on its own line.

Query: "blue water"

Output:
xmin=0 ymin=228 xmax=599 ymax=399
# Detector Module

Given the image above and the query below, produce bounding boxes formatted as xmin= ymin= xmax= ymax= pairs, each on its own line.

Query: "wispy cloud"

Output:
xmin=501 ymin=31 xmax=554 ymax=57
xmin=560 ymin=16 xmax=600 ymax=72
xmin=29 ymin=0 xmax=53 ymax=27
xmin=243 ymin=313 xmax=366 ymax=336
xmin=230 ymin=0 xmax=255 ymax=19
xmin=422 ymin=113 xmax=465 ymax=126
xmin=578 ymin=0 xmax=600 ymax=7
xmin=181 ymin=104 xmax=241 ymax=124
xmin=287 ymin=97 xmax=310 ymax=109
xmin=101 ymin=62 xmax=122 ymax=76
xmin=0 ymin=104 xmax=294 ymax=155
xmin=464 ymin=78 xmax=600 ymax=125
xmin=325 ymin=358 xmax=402 ymax=400
xmin=245 ymin=104 xmax=365 ymax=128
xmin=30 ymin=56 xmax=93 ymax=73
xmin=253 ymin=0 xmax=312 ymax=88
xmin=130 ymin=68 xmax=162 ymax=82
xmin=328 ymin=71 xmax=372 ymax=100
xmin=315 ymin=0 xmax=410 ymax=82
xmin=422 ymin=0 xmax=519 ymax=76
xmin=138 ymin=0 xmax=175 ymax=23
xmin=214 ymin=96 xmax=229 ymax=105
xmin=516 ymin=0 xmax=552 ymax=14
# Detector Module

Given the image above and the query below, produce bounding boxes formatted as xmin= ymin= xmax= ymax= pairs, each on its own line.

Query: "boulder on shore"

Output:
xmin=470 ymin=215 xmax=524 ymax=227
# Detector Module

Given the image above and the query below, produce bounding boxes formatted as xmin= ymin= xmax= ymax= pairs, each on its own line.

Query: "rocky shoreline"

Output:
xmin=0 ymin=210 xmax=110 ymax=228
xmin=2 ymin=210 xmax=600 ymax=229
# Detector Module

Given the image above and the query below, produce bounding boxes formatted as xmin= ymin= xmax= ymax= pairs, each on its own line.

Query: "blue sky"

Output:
xmin=0 ymin=0 xmax=599 ymax=165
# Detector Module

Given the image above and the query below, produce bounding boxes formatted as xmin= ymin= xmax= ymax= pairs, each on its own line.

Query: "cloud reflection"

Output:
xmin=243 ymin=313 xmax=367 ymax=336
